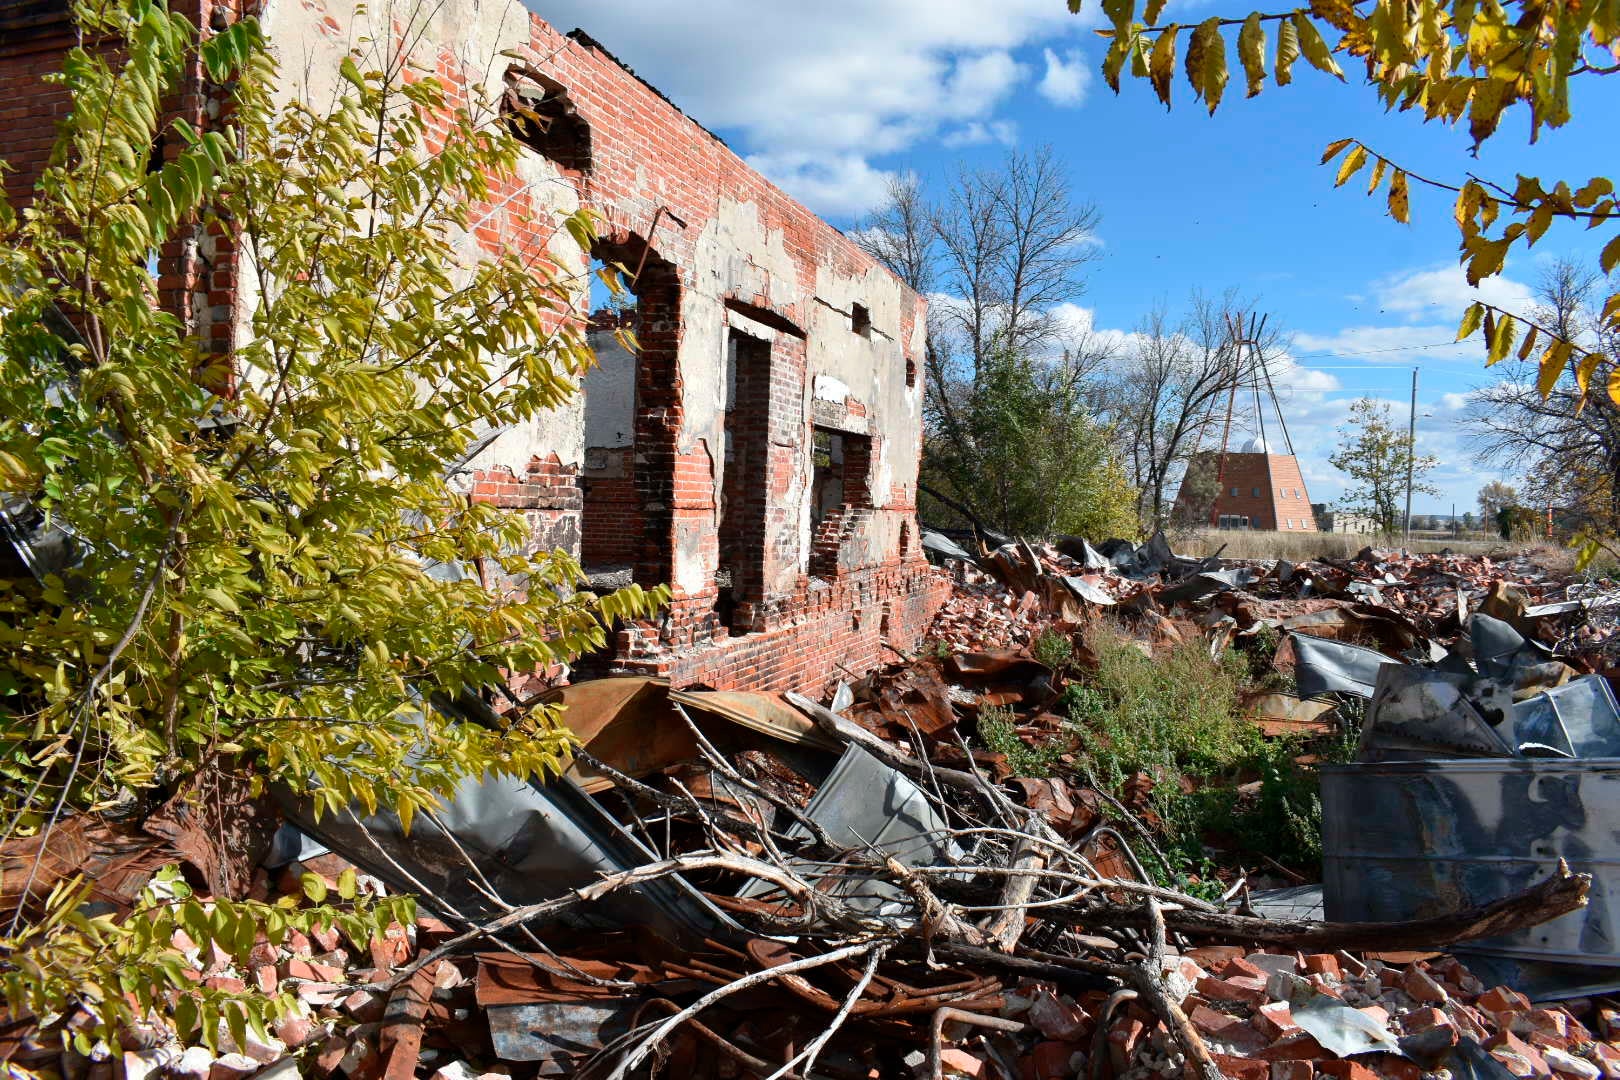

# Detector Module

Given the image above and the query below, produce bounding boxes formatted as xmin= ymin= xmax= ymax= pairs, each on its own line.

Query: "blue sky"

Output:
xmin=535 ymin=0 xmax=1620 ymax=517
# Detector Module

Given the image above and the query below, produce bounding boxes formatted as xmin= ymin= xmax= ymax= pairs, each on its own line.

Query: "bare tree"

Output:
xmin=929 ymin=147 xmax=1101 ymax=378
xmin=857 ymin=148 xmax=1118 ymax=537
xmin=1466 ymin=259 xmax=1620 ymax=532
xmin=1108 ymin=293 xmax=1279 ymax=528
xmin=858 ymin=174 xmax=935 ymax=297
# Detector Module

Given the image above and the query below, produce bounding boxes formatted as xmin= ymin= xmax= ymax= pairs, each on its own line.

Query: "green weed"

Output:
xmin=1032 ymin=629 xmax=1076 ymax=673
xmin=977 ymin=704 xmax=1066 ymax=778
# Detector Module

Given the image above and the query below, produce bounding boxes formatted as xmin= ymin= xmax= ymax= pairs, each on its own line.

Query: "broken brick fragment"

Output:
xmin=1316 ymin=1060 xmax=1378 ymax=1080
xmin=1189 ymin=1005 xmax=1267 ymax=1053
xmin=1198 ymin=975 xmax=1271 ymax=1008
xmin=1031 ymin=1040 xmax=1087 ymax=1079
xmin=1301 ymin=955 xmax=1341 ymax=980
xmin=1400 ymin=965 xmax=1448 ymax=1004
xmin=1027 ymin=991 xmax=1091 ymax=1042
xmin=1270 ymin=1061 xmax=1314 ymax=1080
xmin=1254 ymin=1001 xmax=1297 ymax=1041
xmin=1214 ymin=1053 xmax=1272 ymax=1080
xmin=937 ymin=1048 xmax=989 ymax=1078
xmin=1107 ymin=1017 xmax=1146 ymax=1072
xmin=1253 ymin=1034 xmax=1331 ymax=1061
xmin=1478 ymin=986 xmax=1533 ymax=1014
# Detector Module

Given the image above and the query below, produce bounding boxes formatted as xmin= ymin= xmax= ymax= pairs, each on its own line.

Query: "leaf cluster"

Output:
xmin=1070 ymin=0 xmax=1620 ymax=422
xmin=0 ymin=0 xmax=667 ymax=1043
xmin=2 ymin=867 xmax=413 ymax=1053
xmin=0 ymin=0 xmax=664 ymax=834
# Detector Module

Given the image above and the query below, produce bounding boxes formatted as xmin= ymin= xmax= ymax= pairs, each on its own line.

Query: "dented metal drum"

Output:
xmin=1321 ymin=758 xmax=1620 ymax=965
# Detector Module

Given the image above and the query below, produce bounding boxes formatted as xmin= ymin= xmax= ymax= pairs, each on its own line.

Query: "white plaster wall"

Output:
xmin=243 ymin=0 xmax=590 ymax=487
xmin=796 ymin=263 xmax=923 ymax=572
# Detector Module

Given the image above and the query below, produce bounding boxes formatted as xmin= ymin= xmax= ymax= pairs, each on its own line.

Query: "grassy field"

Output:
xmin=1172 ymin=528 xmax=1544 ymax=562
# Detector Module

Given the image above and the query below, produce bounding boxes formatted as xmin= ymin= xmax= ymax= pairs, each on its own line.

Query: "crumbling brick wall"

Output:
xmin=0 ymin=0 xmax=949 ymax=694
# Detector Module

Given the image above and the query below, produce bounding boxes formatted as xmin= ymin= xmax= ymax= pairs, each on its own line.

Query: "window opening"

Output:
xmin=851 ymin=303 xmax=871 ymax=338
xmin=809 ymin=427 xmax=873 ymax=578
xmin=577 ymin=237 xmax=680 ymax=597
xmin=715 ymin=330 xmax=771 ymax=634
xmin=501 ymin=68 xmax=591 ymax=174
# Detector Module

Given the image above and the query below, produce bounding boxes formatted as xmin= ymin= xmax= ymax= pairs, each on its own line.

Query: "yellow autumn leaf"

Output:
xmin=1517 ymin=325 xmax=1540 ymax=362
xmin=1538 ymin=339 xmax=1572 ymax=398
xmin=1186 ymin=17 xmax=1229 ymax=113
xmin=1602 ymin=233 xmax=1620 ymax=275
xmin=1334 ymin=144 xmax=1368 ymax=186
xmin=1276 ymin=16 xmax=1300 ymax=85
xmin=1367 ymin=156 xmax=1387 ymax=194
xmin=1150 ymin=26 xmax=1179 ymax=105
xmin=1457 ymin=302 xmax=1485 ymax=341
xmin=1238 ymin=12 xmax=1267 ymax=97
xmin=1576 ymin=350 xmax=1601 ymax=396
xmin=1387 ymin=169 xmax=1410 ymax=222
xmin=1293 ymin=12 xmax=1344 ymax=78
xmin=1320 ymin=137 xmax=1354 ymax=164
xmin=1487 ymin=312 xmax=1515 ymax=366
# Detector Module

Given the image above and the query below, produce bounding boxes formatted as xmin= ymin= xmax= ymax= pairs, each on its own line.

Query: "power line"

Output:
xmin=1286 ymin=340 xmax=1464 ymax=359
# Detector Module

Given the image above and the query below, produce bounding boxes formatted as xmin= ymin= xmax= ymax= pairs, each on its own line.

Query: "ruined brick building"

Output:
xmin=0 ymin=0 xmax=950 ymax=693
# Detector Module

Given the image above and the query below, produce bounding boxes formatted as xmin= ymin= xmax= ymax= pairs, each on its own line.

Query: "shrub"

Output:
xmin=1062 ymin=623 xmax=1329 ymax=880
xmin=1064 ymin=627 xmax=1258 ymax=790
xmin=977 ymin=704 xmax=1066 ymax=778
xmin=0 ymin=0 xmax=663 ymax=1048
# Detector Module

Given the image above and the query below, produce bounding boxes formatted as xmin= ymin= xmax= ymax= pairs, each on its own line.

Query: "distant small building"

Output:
xmin=1316 ymin=507 xmax=1378 ymax=534
xmin=1172 ymin=439 xmax=1318 ymax=532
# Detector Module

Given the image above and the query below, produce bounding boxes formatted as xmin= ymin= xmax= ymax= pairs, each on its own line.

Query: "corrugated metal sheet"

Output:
xmin=1321 ymin=759 xmax=1620 ymax=965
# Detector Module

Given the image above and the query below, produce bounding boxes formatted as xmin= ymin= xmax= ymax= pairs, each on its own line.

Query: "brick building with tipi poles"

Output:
xmin=1170 ymin=314 xmax=1319 ymax=532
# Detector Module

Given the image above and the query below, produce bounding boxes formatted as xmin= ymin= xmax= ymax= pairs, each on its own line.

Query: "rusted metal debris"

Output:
xmin=12 ymin=539 xmax=1620 ymax=1079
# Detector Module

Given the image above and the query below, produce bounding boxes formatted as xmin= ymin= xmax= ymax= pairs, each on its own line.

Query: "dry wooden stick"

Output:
xmin=1054 ymin=860 xmax=1591 ymax=952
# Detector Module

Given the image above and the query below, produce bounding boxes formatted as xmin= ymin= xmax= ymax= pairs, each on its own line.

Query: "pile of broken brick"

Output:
xmin=8 ymin=534 xmax=1620 ymax=1080
xmin=55 ymin=859 xmax=1617 ymax=1080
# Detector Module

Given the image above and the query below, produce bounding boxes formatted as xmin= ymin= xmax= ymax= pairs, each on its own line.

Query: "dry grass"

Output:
xmin=1173 ymin=529 xmax=1523 ymax=562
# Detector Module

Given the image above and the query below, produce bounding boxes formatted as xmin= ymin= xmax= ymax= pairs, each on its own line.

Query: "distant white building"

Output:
xmin=1314 ymin=506 xmax=1378 ymax=534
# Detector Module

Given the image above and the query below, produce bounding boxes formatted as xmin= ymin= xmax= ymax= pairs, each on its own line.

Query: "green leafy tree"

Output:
xmin=856 ymin=155 xmax=1134 ymax=540
xmin=1499 ymin=503 xmax=1544 ymax=539
xmin=1478 ymin=479 xmax=1520 ymax=523
xmin=924 ymin=342 xmax=1139 ymax=539
xmin=0 ymin=0 xmax=662 ymax=1046
xmin=1328 ymin=398 xmax=1438 ymax=533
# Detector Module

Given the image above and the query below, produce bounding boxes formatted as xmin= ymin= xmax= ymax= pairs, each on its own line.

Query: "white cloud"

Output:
xmin=1292 ymin=322 xmax=1472 ymax=361
xmin=1268 ymin=354 xmax=1341 ymax=395
xmin=745 ymin=152 xmax=897 ymax=219
xmin=527 ymin=0 xmax=1089 ymax=215
xmin=1368 ymin=264 xmax=1536 ymax=323
xmin=1037 ymin=47 xmax=1090 ymax=106
xmin=940 ymin=120 xmax=1019 ymax=148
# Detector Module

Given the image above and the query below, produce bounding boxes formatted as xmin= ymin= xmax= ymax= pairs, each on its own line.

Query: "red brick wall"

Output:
xmin=0 ymin=25 xmax=72 ymax=208
xmin=579 ymin=467 xmax=641 ymax=567
xmin=1262 ymin=455 xmax=1317 ymax=531
xmin=0 ymin=0 xmax=946 ymax=692
xmin=1180 ymin=452 xmax=1318 ymax=531
xmin=466 ymin=453 xmax=582 ymax=553
xmin=1 ymin=0 xmax=241 ymax=366
xmin=615 ymin=562 xmax=952 ymax=696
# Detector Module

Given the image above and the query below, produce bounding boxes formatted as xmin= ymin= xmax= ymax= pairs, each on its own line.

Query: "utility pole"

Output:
xmin=1403 ymin=367 xmax=1417 ymax=546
